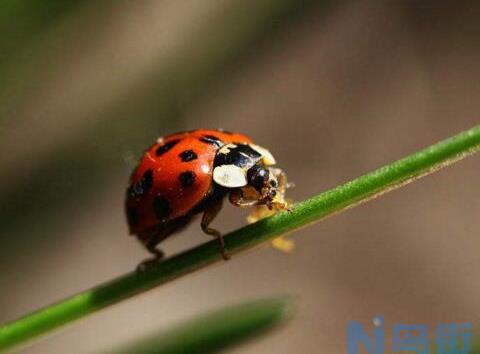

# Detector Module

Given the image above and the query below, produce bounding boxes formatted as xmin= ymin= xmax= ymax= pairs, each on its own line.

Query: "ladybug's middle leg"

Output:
xmin=201 ymin=198 xmax=229 ymax=260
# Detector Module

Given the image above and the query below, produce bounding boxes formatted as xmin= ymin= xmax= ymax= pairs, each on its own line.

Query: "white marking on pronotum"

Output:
xmin=250 ymin=144 xmax=276 ymax=165
xmin=213 ymin=164 xmax=247 ymax=187
xmin=217 ymin=144 xmax=237 ymax=156
xmin=156 ymin=137 xmax=164 ymax=144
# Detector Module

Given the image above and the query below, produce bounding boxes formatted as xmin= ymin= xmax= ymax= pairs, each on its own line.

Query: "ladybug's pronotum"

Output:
xmin=125 ymin=129 xmax=291 ymax=262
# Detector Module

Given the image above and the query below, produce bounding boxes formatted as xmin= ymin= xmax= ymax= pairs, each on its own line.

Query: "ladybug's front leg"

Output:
xmin=201 ymin=198 xmax=229 ymax=260
xmin=269 ymin=167 xmax=293 ymax=211
xmin=229 ymin=188 xmax=262 ymax=208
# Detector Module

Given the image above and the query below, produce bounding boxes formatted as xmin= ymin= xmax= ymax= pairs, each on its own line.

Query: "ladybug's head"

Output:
xmin=213 ymin=143 xmax=283 ymax=206
xmin=245 ymin=164 xmax=279 ymax=202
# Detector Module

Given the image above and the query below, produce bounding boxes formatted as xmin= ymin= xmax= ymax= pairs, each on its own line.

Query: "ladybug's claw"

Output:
xmin=136 ymin=258 xmax=159 ymax=273
xmin=214 ymin=232 xmax=230 ymax=261
xmin=136 ymin=247 xmax=164 ymax=273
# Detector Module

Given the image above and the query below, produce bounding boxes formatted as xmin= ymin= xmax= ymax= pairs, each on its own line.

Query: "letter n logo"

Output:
xmin=347 ymin=316 xmax=385 ymax=354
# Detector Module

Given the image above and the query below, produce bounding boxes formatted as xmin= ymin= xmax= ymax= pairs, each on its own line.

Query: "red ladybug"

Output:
xmin=126 ymin=129 xmax=290 ymax=261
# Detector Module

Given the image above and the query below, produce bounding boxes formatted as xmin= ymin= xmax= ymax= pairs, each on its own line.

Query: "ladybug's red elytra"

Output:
xmin=126 ymin=129 xmax=290 ymax=261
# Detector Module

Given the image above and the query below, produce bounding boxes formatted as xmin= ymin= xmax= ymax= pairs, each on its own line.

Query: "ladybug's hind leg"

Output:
xmin=201 ymin=198 xmax=229 ymax=260
xmin=145 ymin=241 xmax=165 ymax=261
xmin=136 ymin=214 xmax=192 ymax=272
xmin=136 ymin=247 xmax=165 ymax=273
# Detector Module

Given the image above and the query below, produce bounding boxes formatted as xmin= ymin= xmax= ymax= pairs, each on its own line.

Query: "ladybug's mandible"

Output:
xmin=125 ymin=129 xmax=290 ymax=261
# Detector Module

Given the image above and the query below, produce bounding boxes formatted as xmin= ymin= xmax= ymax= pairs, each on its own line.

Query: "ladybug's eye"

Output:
xmin=247 ymin=165 xmax=269 ymax=191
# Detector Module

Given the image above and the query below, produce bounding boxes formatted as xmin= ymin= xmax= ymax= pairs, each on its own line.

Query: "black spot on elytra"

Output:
xmin=126 ymin=207 xmax=139 ymax=226
xmin=128 ymin=169 xmax=154 ymax=197
xmin=140 ymin=170 xmax=153 ymax=192
xmin=199 ymin=135 xmax=223 ymax=147
xmin=179 ymin=149 xmax=197 ymax=162
xmin=179 ymin=171 xmax=196 ymax=188
xmin=154 ymin=195 xmax=172 ymax=220
xmin=156 ymin=139 xmax=180 ymax=156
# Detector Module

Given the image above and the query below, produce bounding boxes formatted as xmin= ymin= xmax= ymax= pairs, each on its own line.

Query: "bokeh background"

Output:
xmin=1 ymin=1 xmax=479 ymax=353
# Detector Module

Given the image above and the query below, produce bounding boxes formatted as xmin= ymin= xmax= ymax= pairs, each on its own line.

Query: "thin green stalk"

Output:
xmin=109 ymin=296 xmax=293 ymax=354
xmin=1 ymin=125 xmax=480 ymax=351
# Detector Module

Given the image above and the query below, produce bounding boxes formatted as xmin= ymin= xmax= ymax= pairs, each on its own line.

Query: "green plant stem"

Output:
xmin=110 ymin=296 xmax=293 ymax=354
xmin=1 ymin=125 xmax=480 ymax=351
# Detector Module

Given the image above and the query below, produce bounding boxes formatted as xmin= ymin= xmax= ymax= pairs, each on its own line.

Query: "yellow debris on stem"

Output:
xmin=247 ymin=202 xmax=295 ymax=253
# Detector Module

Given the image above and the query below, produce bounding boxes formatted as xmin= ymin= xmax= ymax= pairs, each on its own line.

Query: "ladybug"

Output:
xmin=125 ymin=129 xmax=290 ymax=261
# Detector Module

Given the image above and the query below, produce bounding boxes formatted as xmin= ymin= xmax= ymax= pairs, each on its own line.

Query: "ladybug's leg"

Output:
xmin=136 ymin=215 xmax=192 ymax=272
xmin=268 ymin=167 xmax=293 ymax=211
xmin=136 ymin=237 xmax=165 ymax=272
xmin=145 ymin=241 xmax=165 ymax=260
xmin=201 ymin=198 xmax=229 ymax=260
xmin=229 ymin=189 xmax=261 ymax=208
xmin=136 ymin=247 xmax=165 ymax=273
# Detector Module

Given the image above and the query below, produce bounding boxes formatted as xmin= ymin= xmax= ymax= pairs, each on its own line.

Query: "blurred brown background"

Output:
xmin=1 ymin=1 xmax=479 ymax=353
